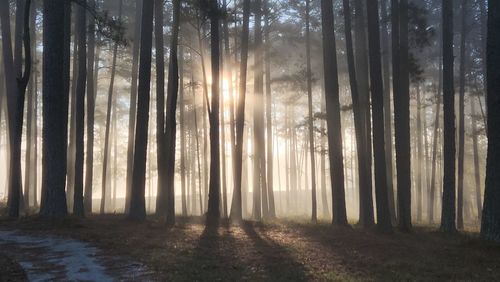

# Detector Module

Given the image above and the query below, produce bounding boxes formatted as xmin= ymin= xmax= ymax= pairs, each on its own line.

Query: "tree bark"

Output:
xmin=40 ymin=0 xmax=70 ymax=217
xmin=366 ymin=0 xmax=392 ymax=231
xmin=320 ymin=0 xmax=348 ymax=226
xmin=440 ymin=0 xmax=457 ymax=233
xmin=128 ymin=0 xmax=154 ymax=221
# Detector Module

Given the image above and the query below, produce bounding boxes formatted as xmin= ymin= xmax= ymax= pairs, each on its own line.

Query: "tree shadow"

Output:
xmin=173 ymin=223 xmax=250 ymax=281
xmin=241 ymin=221 xmax=309 ymax=281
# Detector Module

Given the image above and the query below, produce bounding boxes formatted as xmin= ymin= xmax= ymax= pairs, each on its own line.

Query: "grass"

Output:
xmin=0 ymin=215 xmax=499 ymax=281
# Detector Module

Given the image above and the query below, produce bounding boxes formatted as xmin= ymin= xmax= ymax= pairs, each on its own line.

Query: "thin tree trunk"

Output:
xmin=101 ymin=0 xmax=122 ymax=215
xmin=471 ymin=95 xmax=482 ymax=220
xmin=305 ymin=0 xmax=317 ymax=223
xmin=457 ymin=0 xmax=468 ymax=230
xmin=84 ymin=0 xmax=97 ymax=214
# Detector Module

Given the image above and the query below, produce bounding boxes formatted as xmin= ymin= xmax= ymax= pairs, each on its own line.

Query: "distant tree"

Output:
xmin=481 ymin=0 xmax=500 ymax=242
xmin=40 ymin=0 xmax=70 ymax=217
xmin=128 ymin=0 xmax=154 ymax=221
xmin=440 ymin=0 xmax=457 ymax=233
xmin=320 ymin=0 xmax=348 ymax=226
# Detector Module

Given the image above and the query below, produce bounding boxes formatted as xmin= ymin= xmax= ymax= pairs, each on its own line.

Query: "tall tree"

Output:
xmin=305 ymin=0 xmax=317 ymax=223
xmin=457 ymin=0 xmax=468 ymax=230
xmin=230 ymin=0 xmax=250 ymax=222
xmin=125 ymin=0 xmax=143 ymax=213
xmin=128 ymin=0 xmax=154 ymax=221
xmin=101 ymin=0 xmax=122 ymax=215
xmin=392 ymin=0 xmax=412 ymax=231
xmin=206 ymin=0 xmax=221 ymax=225
xmin=440 ymin=0 xmax=457 ymax=233
xmin=366 ymin=0 xmax=392 ymax=231
xmin=354 ymin=0 xmax=374 ymax=227
xmin=162 ymin=0 xmax=181 ymax=226
xmin=320 ymin=0 xmax=348 ymax=226
xmin=481 ymin=0 xmax=500 ymax=242
xmin=264 ymin=0 xmax=276 ymax=219
xmin=73 ymin=0 xmax=87 ymax=217
xmin=84 ymin=0 xmax=97 ymax=214
xmin=40 ymin=0 xmax=70 ymax=217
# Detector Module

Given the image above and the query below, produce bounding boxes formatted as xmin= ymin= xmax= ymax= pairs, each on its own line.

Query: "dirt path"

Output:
xmin=0 ymin=230 xmax=154 ymax=281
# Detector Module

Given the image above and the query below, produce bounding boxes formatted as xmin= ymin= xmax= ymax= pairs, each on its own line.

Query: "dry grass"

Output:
xmin=1 ymin=215 xmax=499 ymax=281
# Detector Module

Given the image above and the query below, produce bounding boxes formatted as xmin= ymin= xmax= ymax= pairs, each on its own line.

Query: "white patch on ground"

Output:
xmin=0 ymin=230 xmax=152 ymax=281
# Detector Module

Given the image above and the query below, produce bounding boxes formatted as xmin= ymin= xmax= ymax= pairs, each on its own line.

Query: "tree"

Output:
xmin=305 ymin=0 xmax=317 ymax=223
xmin=457 ymin=0 xmax=468 ymax=230
xmin=230 ymin=0 xmax=251 ymax=223
xmin=73 ymin=0 xmax=87 ymax=217
xmin=1 ymin=0 xmax=31 ymax=217
xmin=128 ymin=0 xmax=154 ymax=221
xmin=101 ymin=0 xmax=123 ymax=215
xmin=84 ymin=0 xmax=97 ymax=214
xmin=440 ymin=0 xmax=457 ymax=233
xmin=162 ymin=0 xmax=181 ymax=226
xmin=40 ymin=0 xmax=70 ymax=217
xmin=366 ymin=0 xmax=392 ymax=231
xmin=354 ymin=0 xmax=374 ymax=227
xmin=320 ymin=0 xmax=348 ymax=226
xmin=206 ymin=0 xmax=221 ymax=225
xmin=393 ymin=0 xmax=412 ymax=230
xmin=125 ymin=0 xmax=143 ymax=213
xmin=481 ymin=0 xmax=500 ymax=242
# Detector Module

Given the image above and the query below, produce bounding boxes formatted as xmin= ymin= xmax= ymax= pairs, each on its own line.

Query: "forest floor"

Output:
xmin=0 ymin=215 xmax=499 ymax=281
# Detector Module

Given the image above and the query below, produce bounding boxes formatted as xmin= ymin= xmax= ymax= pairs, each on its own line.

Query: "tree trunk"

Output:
xmin=320 ymin=0 xmax=348 ymax=226
xmin=354 ymin=0 xmax=374 ymax=227
xmin=179 ymin=46 xmax=188 ymax=217
xmin=155 ymin=0 xmax=167 ymax=217
xmin=206 ymin=0 xmax=221 ymax=225
xmin=440 ymin=0 xmax=457 ymax=233
xmin=394 ymin=0 xmax=412 ymax=231
xmin=162 ymin=0 xmax=181 ymax=226
xmin=230 ymin=0 xmax=250 ymax=223
xmin=125 ymin=0 xmax=143 ymax=213
xmin=73 ymin=0 xmax=87 ymax=217
xmin=471 ymin=95 xmax=482 ymax=220
xmin=366 ymin=0 xmax=392 ymax=231
xmin=40 ymin=0 xmax=69 ymax=217
xmin=381 ymin=0 xmax=396 ymax=223
xmin=481 ymin=0 xmax=500 ymax=242
xmin=101 ymin=0 xmax=122 ymax=215
xmin=128 ymin=0 xmax=154 ymax=221
xmin=457 ymin=0 xmax=468 ymax=230
xmin=84 ymin=0 xmax=97 ymax=214
xmin=416 ymin=84 xmax=423 ymax=222
xmin=305 ymin=0 xmax=317 ymax=223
